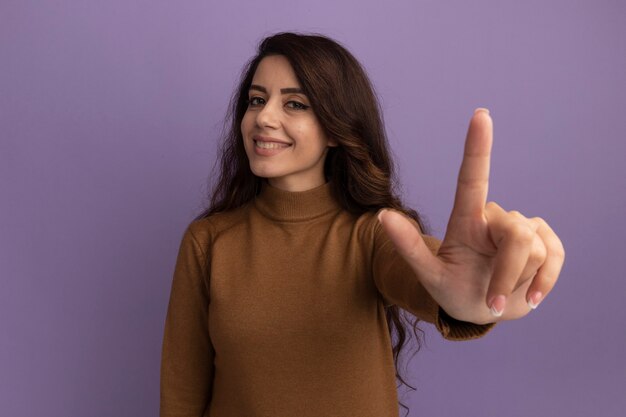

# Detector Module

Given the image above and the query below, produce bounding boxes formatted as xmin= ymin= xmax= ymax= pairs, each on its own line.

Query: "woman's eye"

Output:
xmin=286 ymin=101 xmax=309 ymax=110
xmin=248 ymin=96 xmax=265 ymax=106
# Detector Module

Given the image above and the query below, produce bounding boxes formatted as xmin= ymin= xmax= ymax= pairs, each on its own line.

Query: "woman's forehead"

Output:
xmin=251 ymin=55 xmax=301 ymax=89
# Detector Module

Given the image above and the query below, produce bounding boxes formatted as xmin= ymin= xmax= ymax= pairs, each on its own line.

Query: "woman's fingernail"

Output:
xmin=528 ymin=291 xmax=543 ymax=309
xmin=474 ymin=107 xmax=490 ymax=115
xmin=489 ymin=295 xmax=506 ymax=317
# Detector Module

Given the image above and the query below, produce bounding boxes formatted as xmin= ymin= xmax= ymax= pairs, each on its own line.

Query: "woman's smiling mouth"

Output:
xmin=255 ymin=140 xmax=290 ymax=149
xmin=253 ymin=138 xmax=292 ymax=156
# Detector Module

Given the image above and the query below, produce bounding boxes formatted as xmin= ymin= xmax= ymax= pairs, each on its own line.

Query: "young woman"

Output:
xmin=160 ymin=32 xmax=564 ymax=417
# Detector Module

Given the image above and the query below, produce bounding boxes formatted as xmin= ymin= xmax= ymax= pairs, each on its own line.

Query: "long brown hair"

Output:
xmin=195 ymin=32 xmax=433 ymax=416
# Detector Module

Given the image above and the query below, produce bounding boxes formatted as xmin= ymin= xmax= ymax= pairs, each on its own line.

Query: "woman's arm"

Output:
xmin=160 ymin=224 xmax=214 ymax=417
xmin=372 ymin=213 xmax=495 ymax=341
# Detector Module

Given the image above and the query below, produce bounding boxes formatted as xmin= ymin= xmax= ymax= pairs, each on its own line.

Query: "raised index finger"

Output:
xmin=451 ymin=108 xmax=493 ymax=219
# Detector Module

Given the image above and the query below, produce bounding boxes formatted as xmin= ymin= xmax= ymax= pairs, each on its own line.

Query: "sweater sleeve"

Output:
xmin=160 ymin=223 xmax=214 ymax=416
xmin=372 ymin=212 xmax=495 ymax=341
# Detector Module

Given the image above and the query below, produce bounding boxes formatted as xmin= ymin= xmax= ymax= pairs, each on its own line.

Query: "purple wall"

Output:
xmin=1 ymin=1 xmax=624 ymax=416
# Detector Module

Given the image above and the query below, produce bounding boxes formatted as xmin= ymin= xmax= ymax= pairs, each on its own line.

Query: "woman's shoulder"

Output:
xmin=352 ymin=208 xmax=439 ymax=249
xmin=353 ymin=209 xmax=381 ymax=227
xmin=185 ymin=203 xmax=253 ymax=246
xmin=349 ymin=208 xmax=386 ymax=243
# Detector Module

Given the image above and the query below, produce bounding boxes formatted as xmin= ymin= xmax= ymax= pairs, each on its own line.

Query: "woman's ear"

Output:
xmin=327 ymin=137 xmax=339 ymax=147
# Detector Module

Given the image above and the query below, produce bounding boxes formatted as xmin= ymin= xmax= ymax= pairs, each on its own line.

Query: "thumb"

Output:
xmin=378 ymin=209 xmax=443 ymax=289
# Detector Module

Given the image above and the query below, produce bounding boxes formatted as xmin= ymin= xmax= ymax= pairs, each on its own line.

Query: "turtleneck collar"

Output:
xmin=254 ymin=181 xmax=342 ymax=222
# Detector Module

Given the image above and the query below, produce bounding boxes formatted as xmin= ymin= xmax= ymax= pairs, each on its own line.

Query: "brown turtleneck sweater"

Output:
xmin=160 ymin=182 xmax=494 ymax=417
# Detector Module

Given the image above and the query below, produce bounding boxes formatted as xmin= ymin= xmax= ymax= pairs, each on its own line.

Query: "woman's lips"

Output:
xmin=253 ymin=139 xmax=291 ymax=156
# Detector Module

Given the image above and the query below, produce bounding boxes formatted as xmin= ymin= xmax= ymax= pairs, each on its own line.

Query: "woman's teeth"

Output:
xmin=255 ymin=141 xmax=289 ymax=149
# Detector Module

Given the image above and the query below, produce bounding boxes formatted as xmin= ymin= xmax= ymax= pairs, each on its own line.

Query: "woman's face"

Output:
xmin=241 ymin=55 xmax=337 ymax=192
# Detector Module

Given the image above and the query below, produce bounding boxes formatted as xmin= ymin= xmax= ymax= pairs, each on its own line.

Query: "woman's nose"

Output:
xmin=255 ymin=100 xmax=280 ymax=128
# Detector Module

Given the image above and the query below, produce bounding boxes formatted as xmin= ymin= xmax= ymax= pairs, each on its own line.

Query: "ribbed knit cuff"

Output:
xmin=435 ymin=307 xmax=496 ymax=341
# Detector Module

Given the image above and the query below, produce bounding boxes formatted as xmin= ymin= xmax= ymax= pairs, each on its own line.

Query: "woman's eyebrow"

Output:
xmin=280 ymin=87 xmax=304 ymax=94
xmin=249 ymin=84 xmax=305 ymax=94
